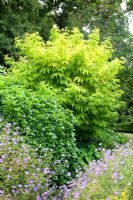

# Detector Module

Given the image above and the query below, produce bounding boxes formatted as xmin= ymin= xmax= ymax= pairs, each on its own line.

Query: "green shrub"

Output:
xmin=0 ymin=83 xmax=79 ymax=184
xmin=5 ymin=26 xmax=124 ymax=145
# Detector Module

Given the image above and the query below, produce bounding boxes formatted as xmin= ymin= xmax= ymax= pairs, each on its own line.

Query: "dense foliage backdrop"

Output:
xmin=0 ymin=0 xmax=132 ymax=132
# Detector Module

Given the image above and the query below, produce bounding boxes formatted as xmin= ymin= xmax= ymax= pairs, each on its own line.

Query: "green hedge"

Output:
xmin=0 ymin=82 xmax=79 ymax=184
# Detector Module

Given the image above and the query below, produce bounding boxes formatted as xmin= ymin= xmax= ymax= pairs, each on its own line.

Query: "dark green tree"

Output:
xmin=0 ymin=0 xmax=54 ymax=65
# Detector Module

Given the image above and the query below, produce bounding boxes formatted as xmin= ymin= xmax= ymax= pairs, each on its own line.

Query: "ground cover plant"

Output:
xmin=0 ymin=118 xmax=53 ymax=199
xmin=60 ymin=139 xmax=133 ymax=200
xmin=0 ymin=118 xmax=132 ymax=200
xmin=0 ymin=118 xmax=78 ymax=200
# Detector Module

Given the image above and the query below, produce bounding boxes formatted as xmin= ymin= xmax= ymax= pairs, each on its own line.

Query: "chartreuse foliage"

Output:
xmin=5 ymin=26 xmax=124 ymax=145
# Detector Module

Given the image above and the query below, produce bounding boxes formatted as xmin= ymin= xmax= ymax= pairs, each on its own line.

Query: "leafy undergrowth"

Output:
xmin=62 ymin=139 xmax=133 ymax=200
xmin=0 ymin=119 xmax=59 ymax=200
xmin=0 ymin=119 xmax=133 ymax=200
